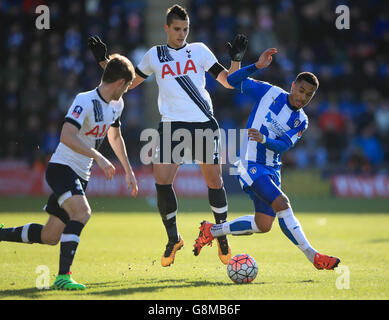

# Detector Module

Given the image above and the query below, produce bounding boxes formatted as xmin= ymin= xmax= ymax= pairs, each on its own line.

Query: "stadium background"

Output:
xmin=0 ymin=0 xmax=388 ymax=203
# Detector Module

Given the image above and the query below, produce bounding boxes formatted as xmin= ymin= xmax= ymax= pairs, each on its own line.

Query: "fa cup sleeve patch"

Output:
xmin=72 ymin=105 xmax=83 ymax=119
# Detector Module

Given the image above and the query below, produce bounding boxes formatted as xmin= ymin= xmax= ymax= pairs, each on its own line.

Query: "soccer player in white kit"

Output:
xmin=88 ymin=4 xmax=248 ymax=267
xmin=0 ymin=54 xmax=139 ymax=290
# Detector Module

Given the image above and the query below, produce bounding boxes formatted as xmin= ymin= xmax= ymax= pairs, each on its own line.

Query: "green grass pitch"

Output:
xmin=0 ymin=196 xmax=388 ymax=300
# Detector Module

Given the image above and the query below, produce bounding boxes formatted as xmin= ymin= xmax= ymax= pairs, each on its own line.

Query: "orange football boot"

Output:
xmin=216 ymin=236 xmax=231 ymax=265
xmin=193 ymin=221 xmax=214 ymax=256
xmin=313 ymin=253 xmax=340 ymax=270
xmin=161 ymin=236 xmax=184 ymax=267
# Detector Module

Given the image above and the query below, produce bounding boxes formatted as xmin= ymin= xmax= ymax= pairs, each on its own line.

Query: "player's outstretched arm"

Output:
xmin=227 ymin=48 xmax=278 ymax=88
xmin=88 ymin=35 xmax=109 ymax=69
xmin=216 ymin=61 xmax=240 ymax=89
xmin=60 ymin=122 xmax=116 ymax=180
xmin=107 ymin=126 xmax=138 ymax=197
xmin=88 ymin=35 xmax=146 ymax=90
xmin=216 ymin=34 xmax=248 ymax=89
xmin=127 ymin=73 xmax=146 ymax=90
xmin=255 ymin=48 xmax=278 ymax=70
xmin=227 ymin=34 xmax=248 ymax=63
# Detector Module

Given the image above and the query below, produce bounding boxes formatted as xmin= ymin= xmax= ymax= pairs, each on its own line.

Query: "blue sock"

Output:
xmin=210 ymin=215 xmax=260 ymax=237
xmin=277 ymin=208 xmax=317 ymax=262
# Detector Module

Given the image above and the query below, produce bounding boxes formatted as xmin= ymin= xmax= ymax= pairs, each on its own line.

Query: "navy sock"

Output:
xmin=0 ymin=223 xmax=42 ymax=243
xmin=156 ymin=184 xmax=179 ymax=242
xmin=208 ymin=187 xmax=228 ymax=224
xmin=58 ymin=220 xmax=85 ymax=275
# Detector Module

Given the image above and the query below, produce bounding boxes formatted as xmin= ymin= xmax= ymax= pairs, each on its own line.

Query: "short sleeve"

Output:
xmin=64 ymin=94 xmax=90 ymax=130
xmin=198 ymin=43 xmax=218 ymax=72
xmin=136 ymin=48 xmax=154 ymax=78
xmin=110 ymin=98 xmax=124 ymax=128
xmin=111 ymin=117 xmax=121 ymax=128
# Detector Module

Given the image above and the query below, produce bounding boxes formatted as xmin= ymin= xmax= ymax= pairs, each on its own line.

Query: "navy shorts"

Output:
xmin=154 ymin=120 xmax=221 ymax=164
xmin=44 ymin=163 xmax=88 ymax=224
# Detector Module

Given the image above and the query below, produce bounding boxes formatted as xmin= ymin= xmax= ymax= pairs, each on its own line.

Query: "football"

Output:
xmin=227 ymin=254 xmax=258 ymax=284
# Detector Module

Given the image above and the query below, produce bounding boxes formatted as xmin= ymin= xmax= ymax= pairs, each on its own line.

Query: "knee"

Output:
xmin=77 ymin=208 xmax=91 ymax=225
xmin=41 ymin=231 xmax=60 ymax=246
xmin=255 ymin=220 xmax=273 ymax=233
xmin=155 ymin=177 xmax=172 ymax=185
xmin=259 ymin=223 xmax=272 ymax=233
xmin=46 ymin=238 xmax=60 ymax=246
xmin=206 ymin=176 xmax=223 ymax=189
xmin=254 ymin=215 xmax=274 ymax=233
xmin=70 ymin=206 xmax=91 ymax=225
xmin=271 ymin=194 xmax=290 ymax=212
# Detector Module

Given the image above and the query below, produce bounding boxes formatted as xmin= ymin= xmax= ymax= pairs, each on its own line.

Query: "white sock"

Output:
xmin=277 ymin=208 xmax=317 ymax=263
xmin=210 ymin=215 xmax=261 ymax=237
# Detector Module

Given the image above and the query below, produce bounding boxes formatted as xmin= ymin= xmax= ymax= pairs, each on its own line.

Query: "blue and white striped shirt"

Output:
xmin=228 ymin=64 xmax=308 ymax=167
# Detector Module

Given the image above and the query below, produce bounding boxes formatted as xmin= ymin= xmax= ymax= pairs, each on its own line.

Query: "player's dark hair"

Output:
xmin=102 ymin=54 xmax=135 ymax=84
xmin=166 ymin=4 xmax=189 ymax=25
xmin=295 ymin=72 xmax=319 ymax=88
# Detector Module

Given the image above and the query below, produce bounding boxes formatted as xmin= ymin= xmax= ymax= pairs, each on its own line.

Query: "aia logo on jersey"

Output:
xmin=85 ymin=124 xmax=108 ymax=138
xmin=161 ymin=59 xmax=197 ymax=78
xmin=72 ymin=105 xmax=83 ymax=119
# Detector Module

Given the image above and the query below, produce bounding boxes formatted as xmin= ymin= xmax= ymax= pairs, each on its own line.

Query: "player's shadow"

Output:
xmin=0 ymin=281 xmax=126 ymax=298
xmin=286 ymin=279 xmax=315 ymax=284
xmin=90 ymin=278 xmax=266 ymax=297
xmin=0 ymin=287 xmax=51 ymax=299
xmin=367 ymin=238 xmax=389 ymax=243
xmin=84 ymin=280 xmax=124 ymax=289
xmin=0 ymin=279 xmax=270 ymax=299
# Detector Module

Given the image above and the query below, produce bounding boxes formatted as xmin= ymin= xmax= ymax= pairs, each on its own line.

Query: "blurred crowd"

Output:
xmin=190 ymin=0 xmax=389 ymax=173
xmin=1 ymin=0 xmax=388 ymax=174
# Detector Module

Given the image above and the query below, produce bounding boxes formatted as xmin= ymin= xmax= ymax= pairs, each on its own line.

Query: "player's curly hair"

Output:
xmin=166 ymin=4 xmax=189 ymax=25
xmin=102 ymin=54 xmax=135 ymax=84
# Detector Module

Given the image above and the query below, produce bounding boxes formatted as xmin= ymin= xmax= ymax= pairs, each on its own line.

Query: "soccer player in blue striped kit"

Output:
xmin=193 ymin=48 xmax=340 ymax=270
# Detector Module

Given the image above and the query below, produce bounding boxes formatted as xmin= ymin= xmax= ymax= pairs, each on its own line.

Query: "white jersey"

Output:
xmin=50 ymin=88 xmax=124 ymax=181
xmin=136 ymin=42 xmax=220 ymax=122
